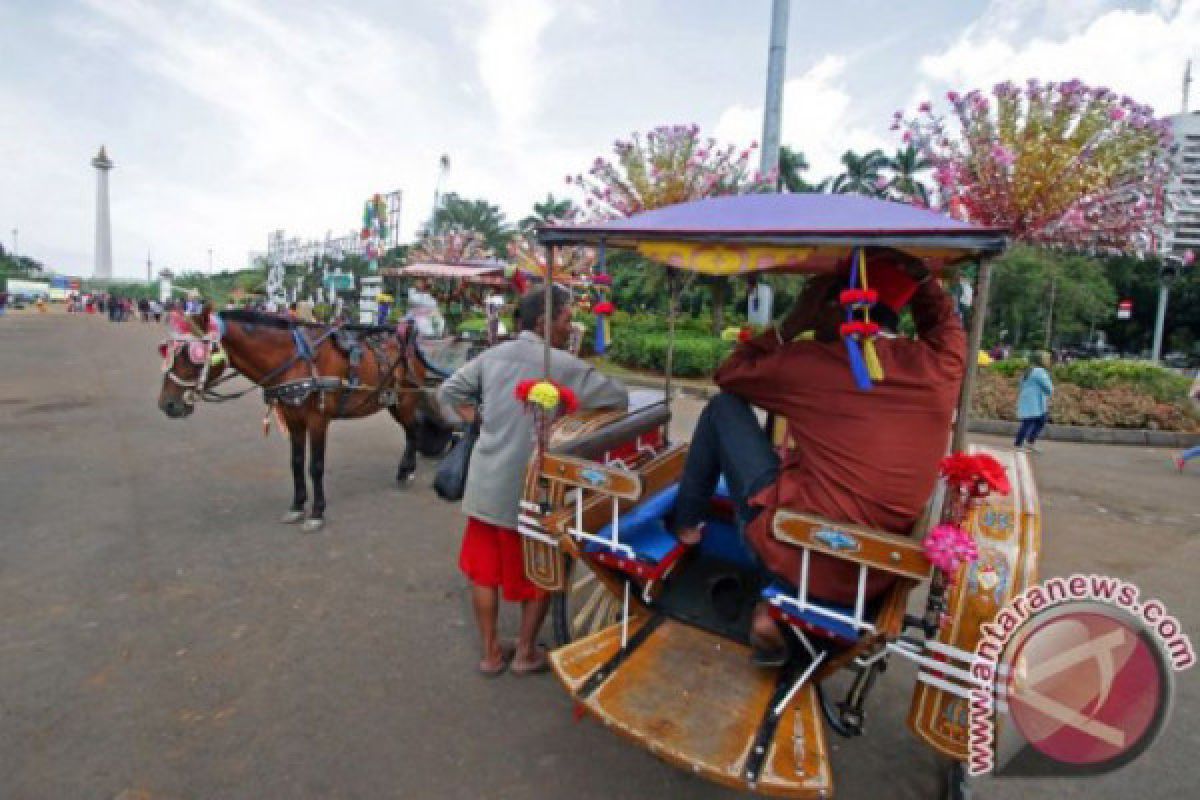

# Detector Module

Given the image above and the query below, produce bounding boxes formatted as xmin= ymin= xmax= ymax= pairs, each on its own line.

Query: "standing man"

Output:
xmin=440 ymin=287 xmax=628 ymax=676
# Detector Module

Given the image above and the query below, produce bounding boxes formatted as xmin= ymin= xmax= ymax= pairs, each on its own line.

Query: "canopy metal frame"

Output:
xmin=537 ymin=202 xmax=1007 ymax=453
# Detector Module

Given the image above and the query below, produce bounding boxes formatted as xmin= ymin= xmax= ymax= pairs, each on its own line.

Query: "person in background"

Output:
xmin=1174 ymin=381 xmax=1199 ymax=471
xmin=1014 ymin=352 xmax=1054 ymax=453
xmin=0 ymin=291 xmax=7 ymax=316
xmin=439 ymin=287 xmax=628 ymax=677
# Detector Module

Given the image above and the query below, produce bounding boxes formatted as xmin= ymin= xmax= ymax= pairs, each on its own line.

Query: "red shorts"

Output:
xmin=458 ymin=517 xmax=545 ymax=602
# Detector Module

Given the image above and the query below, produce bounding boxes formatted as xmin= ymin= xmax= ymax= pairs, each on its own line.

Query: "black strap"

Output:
xmin=577 ymin=613 xmax=665 ymax=699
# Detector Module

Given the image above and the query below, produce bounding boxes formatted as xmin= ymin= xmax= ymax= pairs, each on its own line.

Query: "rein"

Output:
xmin=165 ymin=319 xmax=428 ymax=410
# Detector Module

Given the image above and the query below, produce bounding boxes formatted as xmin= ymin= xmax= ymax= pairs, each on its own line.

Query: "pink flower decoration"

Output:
xmin=991 ymin=144 xmax=1015 ymax=167
xmin=923 ymin=524 xmax=979 ymax=574
xmin=918 ymin=101 xmax=932 ymax=113
xmin=1108 ymin=107 xmax=1127 ymax=122
xmin=1184 ymin=250 xmax=1196 ymax=265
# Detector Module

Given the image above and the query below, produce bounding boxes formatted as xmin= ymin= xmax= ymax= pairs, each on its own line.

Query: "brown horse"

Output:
xmin=156 ymin=308 xmax=453 ymax=531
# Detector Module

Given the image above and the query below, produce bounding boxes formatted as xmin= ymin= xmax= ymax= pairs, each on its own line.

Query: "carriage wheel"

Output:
xmin=552 ymin=556 xmax=622 ymax=646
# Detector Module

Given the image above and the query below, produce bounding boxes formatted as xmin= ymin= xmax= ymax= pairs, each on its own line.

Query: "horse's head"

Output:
xmin=157 ymin=309 xmax=226 ymax=418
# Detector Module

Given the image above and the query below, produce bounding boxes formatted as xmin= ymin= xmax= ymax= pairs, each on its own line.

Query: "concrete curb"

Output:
xmin=614 ymin=373 xmax=1200 ymax=448
xmin=966 ymin=419 xmax=1200 ymax=448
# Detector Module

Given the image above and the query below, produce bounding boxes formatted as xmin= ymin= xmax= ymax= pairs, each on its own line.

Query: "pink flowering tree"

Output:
xmin=568 ymin=124 xmax=773 ymax=331
xmin=410 ymin=227 xmax=493 ymax=264
xmin=568 ymin=124 xmax=774 ymax=218
xmin=895 ymin=80 xmax=1172 ymax=254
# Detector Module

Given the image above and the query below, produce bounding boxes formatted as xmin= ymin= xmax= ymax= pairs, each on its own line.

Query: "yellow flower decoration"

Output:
xmin=527 ymin=381 xmax=561 ymax=411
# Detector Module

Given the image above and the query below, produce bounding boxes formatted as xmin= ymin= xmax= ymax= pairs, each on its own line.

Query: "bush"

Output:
xmin=457 ymin=315 xmax=487 ymax=334
xmin=973 ymin=368 xmax=1198 ymax=431
xmin=1051 ymin=360 xmax=1192 ymax=404
xmin=609 ymin=330 xmax=733 ymax=377
xmin=987 ymin=357 xmax=1030 ymax=378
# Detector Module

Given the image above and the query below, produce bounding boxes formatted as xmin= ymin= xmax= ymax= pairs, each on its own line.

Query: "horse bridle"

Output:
xmin=161 ymin=332 xmax=223 ymax=404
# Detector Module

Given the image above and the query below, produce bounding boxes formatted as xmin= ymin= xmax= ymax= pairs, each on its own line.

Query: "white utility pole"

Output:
xmin=1152 ymin=60 xmax=1194 ymax=362
xmin=759 ymin=0 xmax=790 ymax=179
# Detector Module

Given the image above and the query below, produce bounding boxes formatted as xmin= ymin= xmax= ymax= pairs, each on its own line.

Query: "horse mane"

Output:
xmin=218 ymin=309 xmax=321 ymax=330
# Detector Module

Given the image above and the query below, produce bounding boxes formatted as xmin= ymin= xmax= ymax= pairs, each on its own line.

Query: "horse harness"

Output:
xmin=165 ymin=319 xmax=424 ymax=417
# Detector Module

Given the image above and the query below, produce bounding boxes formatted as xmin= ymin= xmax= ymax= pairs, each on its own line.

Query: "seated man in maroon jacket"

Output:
xmin=673 ymin=249 xmax=966 ymax=664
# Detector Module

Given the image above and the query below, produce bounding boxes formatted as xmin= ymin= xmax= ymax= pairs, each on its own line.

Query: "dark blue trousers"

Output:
xmin=675 ymin=393 xmax=780 ymax=533
xmin=1014 ymin=414 xmax=1048 ymax=446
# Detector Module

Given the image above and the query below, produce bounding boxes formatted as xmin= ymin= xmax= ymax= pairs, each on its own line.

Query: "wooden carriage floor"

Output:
xmin=551 ymin=617 xmax=833 ymax=799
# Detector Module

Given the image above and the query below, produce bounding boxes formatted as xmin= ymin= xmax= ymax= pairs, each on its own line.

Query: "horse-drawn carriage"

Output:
xmin=515 ymin=193 xmax=1039 ymax=798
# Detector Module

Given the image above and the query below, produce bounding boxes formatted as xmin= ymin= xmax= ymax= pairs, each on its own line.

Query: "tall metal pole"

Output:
xmin=1152 ymin=61 xmax=1193 ymax=362
xmin=11 ymin=227 xmax=17 ymax=260
xmin=1151 ymin=282 xmax=1169 ymax=362
xmin=952 ymin=259 xmax=994 ymax=452
xmin=543 ymin=246 xmax=554 ymax=377
xmin=759 ymin=0 xmax=790 ymax=178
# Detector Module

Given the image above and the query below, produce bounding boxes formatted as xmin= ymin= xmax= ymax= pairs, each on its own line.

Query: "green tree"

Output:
xmin=428 ymin=193 xmax=512 ymax=254
xmin=830 ymin=149 xmax=888 ymax=196
xmin=776 ymin=146 xmax=829 ymax=193
xmin=986 ymin=246 xmax=1116 ymax=349
xmin=520 ymin=193 xmax=576 ymax=233
xmin=883 ymin=145 xmax=931 ymax=205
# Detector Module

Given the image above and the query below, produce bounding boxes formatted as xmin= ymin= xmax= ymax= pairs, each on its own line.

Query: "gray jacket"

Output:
xmin=438 ymin=331 xmax=628 ymax=528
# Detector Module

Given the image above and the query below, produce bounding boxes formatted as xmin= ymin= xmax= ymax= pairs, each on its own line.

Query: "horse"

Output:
xmin=156 ymin=307 xmax=454 ymax=532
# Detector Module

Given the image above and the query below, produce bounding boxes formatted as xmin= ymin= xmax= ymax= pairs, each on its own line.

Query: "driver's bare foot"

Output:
xmin=676 ymin=524 xmax=704 ymax=546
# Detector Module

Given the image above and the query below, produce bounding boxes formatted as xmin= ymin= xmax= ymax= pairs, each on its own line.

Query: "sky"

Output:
xmin=1 ymin=0 xmax=1197 ymax=279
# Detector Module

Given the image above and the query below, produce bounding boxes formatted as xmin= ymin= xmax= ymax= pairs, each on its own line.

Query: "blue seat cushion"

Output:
xmin=585 ymin=478 xmax=738 ymax=566
xmin=762 ymin=581 xmax=862 ymax=643
xmin=589 ymin=484 xmax=681 ymax=564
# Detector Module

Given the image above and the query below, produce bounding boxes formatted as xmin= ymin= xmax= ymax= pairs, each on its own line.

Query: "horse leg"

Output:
xmin=282 ymin=414 xmax=307 ymax=524
xmin=388 ymin=406 xmax=418 ymax=485
xmin=302 ymin=416 xmax=329 ymax=532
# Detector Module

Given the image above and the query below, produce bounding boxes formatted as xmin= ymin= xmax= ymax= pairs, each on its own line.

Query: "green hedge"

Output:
xmin=988 ymin=358 xmax=1192 ymax=404
xmin=610 ymin=331 xmax=733 ymax=378
xmin=1052 ymin=360 xmax=1192 ymax=404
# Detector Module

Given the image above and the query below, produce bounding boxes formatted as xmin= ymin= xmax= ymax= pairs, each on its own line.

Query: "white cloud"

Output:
xmin=473 ymin=0 xmax=556 ymax=143
xmin=919 ymin=0 xmax=1200 ymax=118
xmin=715 ymin=55 xmax=889 ymax=180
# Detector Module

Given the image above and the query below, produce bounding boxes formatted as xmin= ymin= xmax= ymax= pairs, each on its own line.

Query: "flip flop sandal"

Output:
xmin=751 ymin=646 xmax=790 ymax=669
xmin=478 ymin=642 xmax=516 ymax=677
xmin=511 ymin=645 xmax=551 ymax=676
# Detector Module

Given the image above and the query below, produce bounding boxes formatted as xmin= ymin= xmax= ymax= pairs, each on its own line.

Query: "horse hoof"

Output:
xmin=396 ymin=472 xmax=416 ymax=486
xmin=281 ymin=510 xmax=306 ymax=524
xmin=301 ymin=518 xmax=325 ymax=533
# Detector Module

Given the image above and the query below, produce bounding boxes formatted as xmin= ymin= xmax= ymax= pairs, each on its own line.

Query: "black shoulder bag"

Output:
xmin=433 ymin=419 xmax=480 ymax=502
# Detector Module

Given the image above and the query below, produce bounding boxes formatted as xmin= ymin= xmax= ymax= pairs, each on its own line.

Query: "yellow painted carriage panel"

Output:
xmin=906 ymin=447 xmax=1041 ymax=760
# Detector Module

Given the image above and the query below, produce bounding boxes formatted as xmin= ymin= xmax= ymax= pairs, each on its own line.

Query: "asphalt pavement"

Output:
xmin=0 ymin=309 xmax=1196 ymax=799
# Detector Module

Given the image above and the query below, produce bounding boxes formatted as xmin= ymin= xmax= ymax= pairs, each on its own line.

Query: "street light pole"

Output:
xmin=759 ymin=0 xmax=790 ymax=179
xmin=11 ymin=227 xmax=17 ymax=260
xmin=1151 ymin=282 xmax=1169 ymax=361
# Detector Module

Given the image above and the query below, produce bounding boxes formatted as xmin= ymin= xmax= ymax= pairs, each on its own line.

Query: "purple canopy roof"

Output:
xmin=539 ymin=193 xmax=1007 ymax=256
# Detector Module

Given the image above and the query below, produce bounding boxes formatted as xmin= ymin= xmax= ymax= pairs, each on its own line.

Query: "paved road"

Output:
xmin=1 ymin=310 xmax=1196 ymax=799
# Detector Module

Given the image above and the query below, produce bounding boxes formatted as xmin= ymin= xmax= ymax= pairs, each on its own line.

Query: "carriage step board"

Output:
xmin=550 ymin=618 xmax=833 ymax=799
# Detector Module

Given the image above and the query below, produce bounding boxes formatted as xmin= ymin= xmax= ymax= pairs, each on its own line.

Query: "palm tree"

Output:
xmin=830 ymin=149 xmax=888 ymax=196
xmin=519 ymin=193 xmax=576 ymax=233
xmin=776 ymin=146 xmax=830 ymax=193
xmin=884 ymin=145 xmax=932 ymax=206
xmin=428 ymin=193 xmax=512 ymax=254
